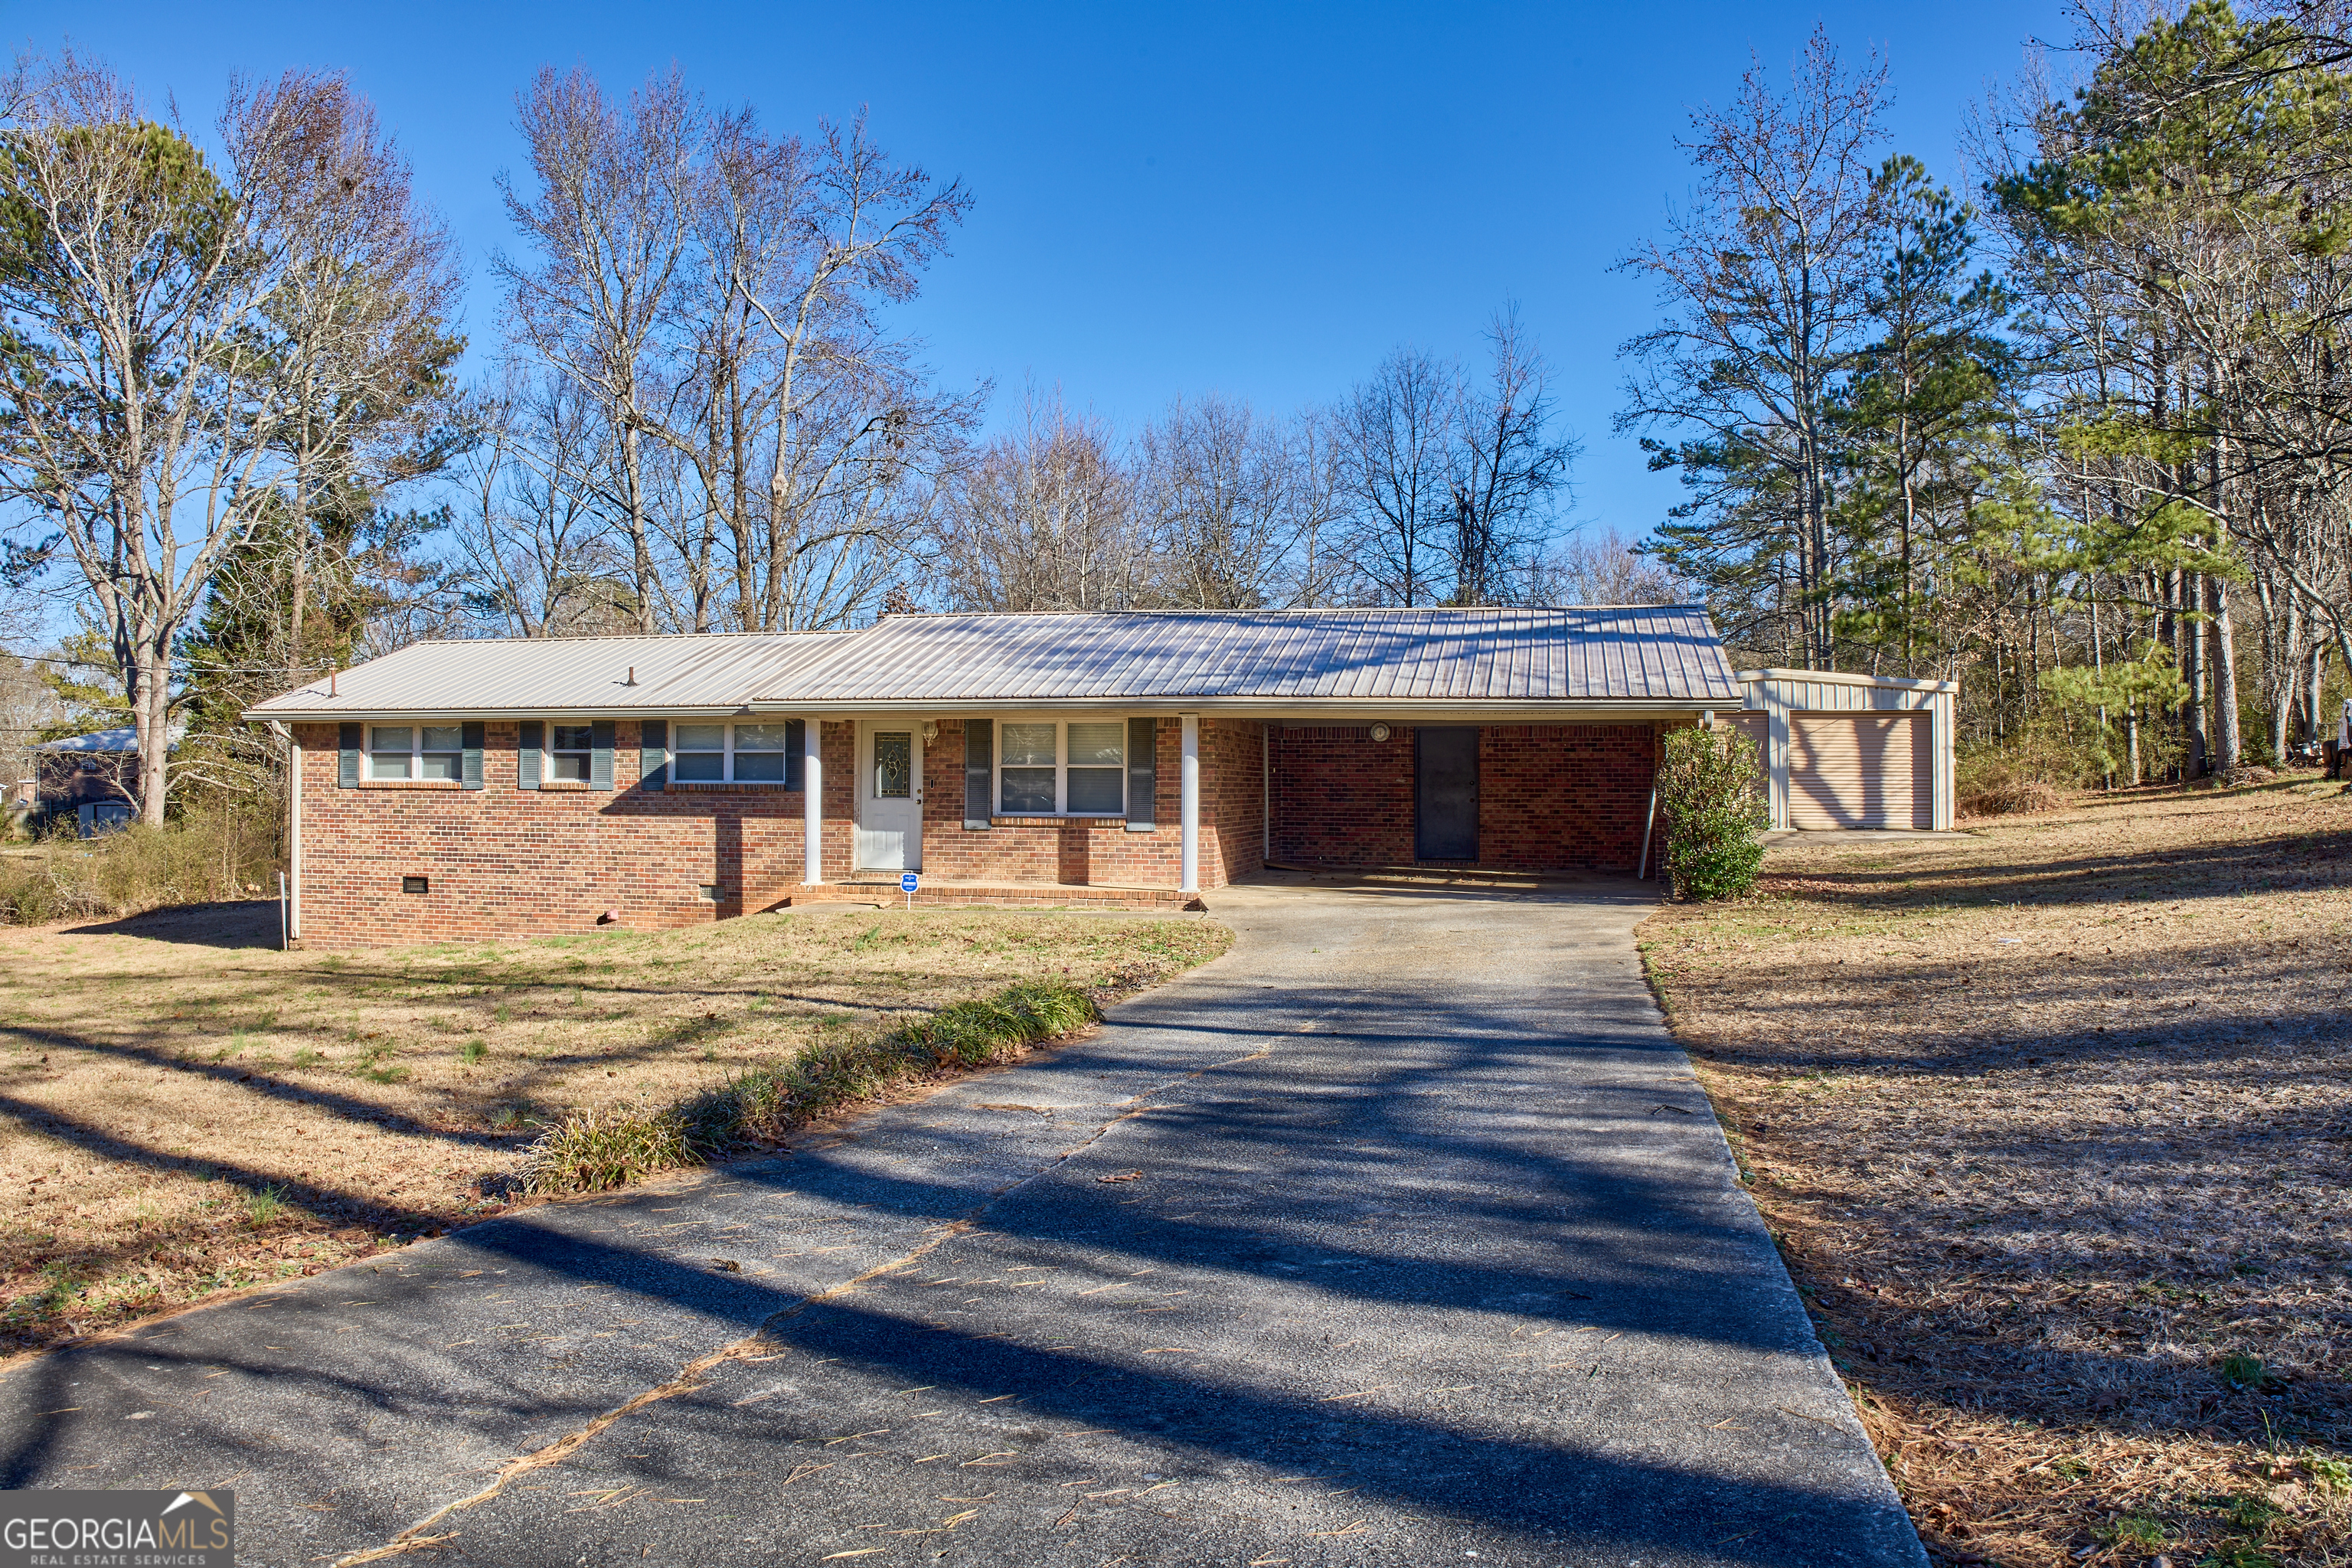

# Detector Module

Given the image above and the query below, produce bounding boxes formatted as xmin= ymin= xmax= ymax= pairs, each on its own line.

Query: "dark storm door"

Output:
xmin=1414 ymin=727 xmax=1479 ymax=861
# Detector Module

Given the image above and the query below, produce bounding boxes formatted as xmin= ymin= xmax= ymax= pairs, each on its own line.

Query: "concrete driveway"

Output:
xmin=0 ymin=876 xmax=1924 ymax=1568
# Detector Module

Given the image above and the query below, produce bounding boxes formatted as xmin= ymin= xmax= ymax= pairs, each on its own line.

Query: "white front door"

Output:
xmin=855 ymin=723 xmax=920 ymax=871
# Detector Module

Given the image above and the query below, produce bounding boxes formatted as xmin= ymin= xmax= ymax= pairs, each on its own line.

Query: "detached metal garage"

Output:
xmin=1729 ymin=669 xmax=1957 ymax=831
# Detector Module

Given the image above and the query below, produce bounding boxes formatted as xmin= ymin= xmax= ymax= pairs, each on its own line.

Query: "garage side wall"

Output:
xmin=1268 ymin=723 xmax=1658 ymax=874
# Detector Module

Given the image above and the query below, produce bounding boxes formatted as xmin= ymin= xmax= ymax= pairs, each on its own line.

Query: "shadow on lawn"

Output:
xmin=63 ymin=899 xmax=283 ymax=949
xmin=1765 ymin=780 xmax=2352 ymax=914
xmin=1677 ymin=784 xmax=2352 ymax=1462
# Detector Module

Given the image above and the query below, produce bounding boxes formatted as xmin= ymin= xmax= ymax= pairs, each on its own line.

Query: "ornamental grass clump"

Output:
xmin=525 ymin=978 xmax=1098 ymax=1194
xmin=524 ymin=1102 xmax=694 ymax=1194
xmin=1656 ymin=726 xmax=1769 ymax=901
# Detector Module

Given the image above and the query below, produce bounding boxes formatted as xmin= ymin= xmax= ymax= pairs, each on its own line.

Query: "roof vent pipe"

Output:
xmin=626 ymin=666 xmax=637 ymax=687
xmin=328 ymin=669 xmax=338 ymax=697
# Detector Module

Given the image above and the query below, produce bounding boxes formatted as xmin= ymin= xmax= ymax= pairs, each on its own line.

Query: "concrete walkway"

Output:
xmin=0 ymin=877 xmax=1925 ymax=1568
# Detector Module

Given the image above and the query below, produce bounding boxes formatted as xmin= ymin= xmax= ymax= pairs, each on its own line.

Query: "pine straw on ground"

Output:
xmin=0 ymin=902 xmax=1230 ymax=1363
xmin=1643 ymin=773 xmax=2352 ymax=1568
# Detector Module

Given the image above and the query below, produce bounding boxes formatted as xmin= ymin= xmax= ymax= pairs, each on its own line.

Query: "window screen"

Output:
xmin=369 ymin=726 xmax=413 ymax=780
xmin=548 ymin=724 xmax=593 ymax=783
xmin=419 ymin=726 xmax=463 ymax=782
xmin=998 ymin=723 xmax=1057 ymax=814
xmin=734 ymin=723 xmax=789 ymax=782
xmin=1066 ymin=722 xmax=1124 ymax=813
xmin=674 ymin=723 xmax=725 ymax=782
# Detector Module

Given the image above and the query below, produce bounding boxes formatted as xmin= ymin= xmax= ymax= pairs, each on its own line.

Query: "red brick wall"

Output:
xmin=1269 ymin=726 xmax=1416 ymax=867
xmin=1267 ymin=723 xmax=1657 ymax=874
xmin=294 ymin=714 xmax=1270 ymax=942
xmin=1479 ymin=724 xmax=1658 ymax=874
xmin=915 ymin=717 xmax=1260 ymax=890
xmin=1202 ymin=718 xmax=1266 ymax=884
xmin=293 ymin=719 xmax=814 ymax=944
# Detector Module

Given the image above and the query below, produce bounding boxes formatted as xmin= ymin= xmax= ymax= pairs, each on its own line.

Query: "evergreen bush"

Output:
xmin=1655 ymin=726 xmax=1769 ymax=901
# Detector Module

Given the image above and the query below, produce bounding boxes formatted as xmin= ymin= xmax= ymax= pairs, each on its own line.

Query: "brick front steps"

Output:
xmin=782 ymin=879 xmax=1203 ymax=913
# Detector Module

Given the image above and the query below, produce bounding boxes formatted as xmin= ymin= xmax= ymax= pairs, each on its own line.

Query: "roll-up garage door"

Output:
xmin=1788 ymin=713 xmax=1932 ymax=830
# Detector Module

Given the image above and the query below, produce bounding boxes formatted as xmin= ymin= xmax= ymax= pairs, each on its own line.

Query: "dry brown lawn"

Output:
xmin=1643 ymin=773 xmax=2352 ymax=1568
xmin=0 ymin=903 xmax=1230 ymax=1361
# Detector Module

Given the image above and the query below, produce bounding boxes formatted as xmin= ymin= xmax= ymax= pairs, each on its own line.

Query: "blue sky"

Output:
xmin=8 ymin=0 xmax=2073 ymax=541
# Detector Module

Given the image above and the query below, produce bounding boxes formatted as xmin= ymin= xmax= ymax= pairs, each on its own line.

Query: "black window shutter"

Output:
xmin=518 ymin=721 xmax=543 ymax=790
xmin=338 ymin=724 xmax=361 ymax=789
xmin=963 ymin=719 xmax=992 ymax=829
xmin=786 ymin=719 xmax=805 ymax=790
xmin=639 ymin=719 xmax=668 ymax=792
xmin=591 ymin=719 xmax=615 ymax=790
xmin=1125 ymin=717 xmax=1156 ymax=830
xmin=461 ymin=722 xmax=485 ymax=790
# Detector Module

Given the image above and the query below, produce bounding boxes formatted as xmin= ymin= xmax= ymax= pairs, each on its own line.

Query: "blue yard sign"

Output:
xmin=900 ymin=869 xmax=918 ymax=911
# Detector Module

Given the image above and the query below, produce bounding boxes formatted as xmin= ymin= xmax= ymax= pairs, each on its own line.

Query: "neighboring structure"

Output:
xmin=1726 ymin=669 xmax=1958 ymax=831
xmin=31 ymin=725 xmax=173 ymax=836
xmin=244 ymin=607 xmax=1743 ymax=943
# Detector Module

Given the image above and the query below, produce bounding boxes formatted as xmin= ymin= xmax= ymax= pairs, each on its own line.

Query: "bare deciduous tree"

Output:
xmin=936 ymin=394 xmax=1142 ymax=612
xmin=1447 ymin=309 xmax=1579 ymax=604
xmin=1337 ymin=348 xmax=1458 ymax=606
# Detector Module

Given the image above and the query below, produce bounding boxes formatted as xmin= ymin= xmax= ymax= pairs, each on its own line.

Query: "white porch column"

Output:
xmin=802 ymin=718 xmax=825 ymax=884
xmin=1179 ymin=713 xmax=1200 ymax=894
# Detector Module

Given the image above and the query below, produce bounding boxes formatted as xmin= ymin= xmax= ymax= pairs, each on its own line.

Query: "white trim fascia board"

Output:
xmin=241 ymin=704 xmax=760 ymax=723
xmin=249 ymin=698 xmax=1731 ymax=723
xmin=1735 ymin=668 xmax=1959 ymax=693
xmin=743 ymin=697 xmax=1731 ymax=717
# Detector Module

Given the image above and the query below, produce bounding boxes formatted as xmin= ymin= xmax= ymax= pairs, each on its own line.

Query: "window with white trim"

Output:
xmin=548 ymin=724 xmax=593 ymax=782
xmin=673 ymin=721 xmax=797 ymax=783
xmin=370 ymin=724 xmax=462 ymax=782
xmin=997 ymin=720 xmax=1124 ymax=815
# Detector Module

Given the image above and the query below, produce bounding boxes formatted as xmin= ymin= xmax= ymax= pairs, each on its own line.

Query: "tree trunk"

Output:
xmin=2210 ymin=573 xmax=2240 ymax=773
xmin=2181 ymin=570 xmax=2210 ymax=778
xmin=2314 ymin=642 xmax=2330 ymax=750
xmin=130 ymin=632 xmax=171 ymax=828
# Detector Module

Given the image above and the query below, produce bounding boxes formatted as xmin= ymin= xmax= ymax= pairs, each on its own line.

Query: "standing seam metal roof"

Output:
xmin=242 ymin=630 xmax=860 ymax=718
xmin=756 ymin=607 xmax=1737 ymax=704
xmin=241 ymin=607 xmax=1740 ymax=717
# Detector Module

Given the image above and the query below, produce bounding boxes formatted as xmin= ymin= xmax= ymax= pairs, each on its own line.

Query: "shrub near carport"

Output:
xmin=1656 ymin=727 xmax=1769 ymax=900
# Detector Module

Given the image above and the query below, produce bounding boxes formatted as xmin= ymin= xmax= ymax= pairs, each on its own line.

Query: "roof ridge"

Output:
xmin=400 ymin=628 xmax=859 ymax=648
xmin=895 ymin=604 xmax=1705 ymax=618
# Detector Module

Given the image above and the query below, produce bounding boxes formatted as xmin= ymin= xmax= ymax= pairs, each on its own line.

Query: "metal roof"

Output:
xmin=243 ymin=608 xmax=1740 ymax=719
xmin=756 ymin=608 xmax=1740 ymax=706
xmin=34 ymin=724 xmax=184 ymax=753
xmin=242 ymin=631 xmax=859 ymax=720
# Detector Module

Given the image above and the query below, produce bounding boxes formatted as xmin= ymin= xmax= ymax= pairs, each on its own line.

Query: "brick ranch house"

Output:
xmin=244 ymin=607 xmax=1742 ymax=944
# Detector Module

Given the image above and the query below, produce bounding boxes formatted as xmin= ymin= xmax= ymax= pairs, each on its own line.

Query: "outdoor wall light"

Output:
xmin=1368 ymin=723 xmax=1391 ymax=743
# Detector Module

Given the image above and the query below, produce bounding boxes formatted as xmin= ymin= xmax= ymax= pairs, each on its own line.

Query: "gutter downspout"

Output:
xmin=268 ymin=721 xmax=300 ymax=944
xmin=1638 ymin=722 xmax=1661 ymax=880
